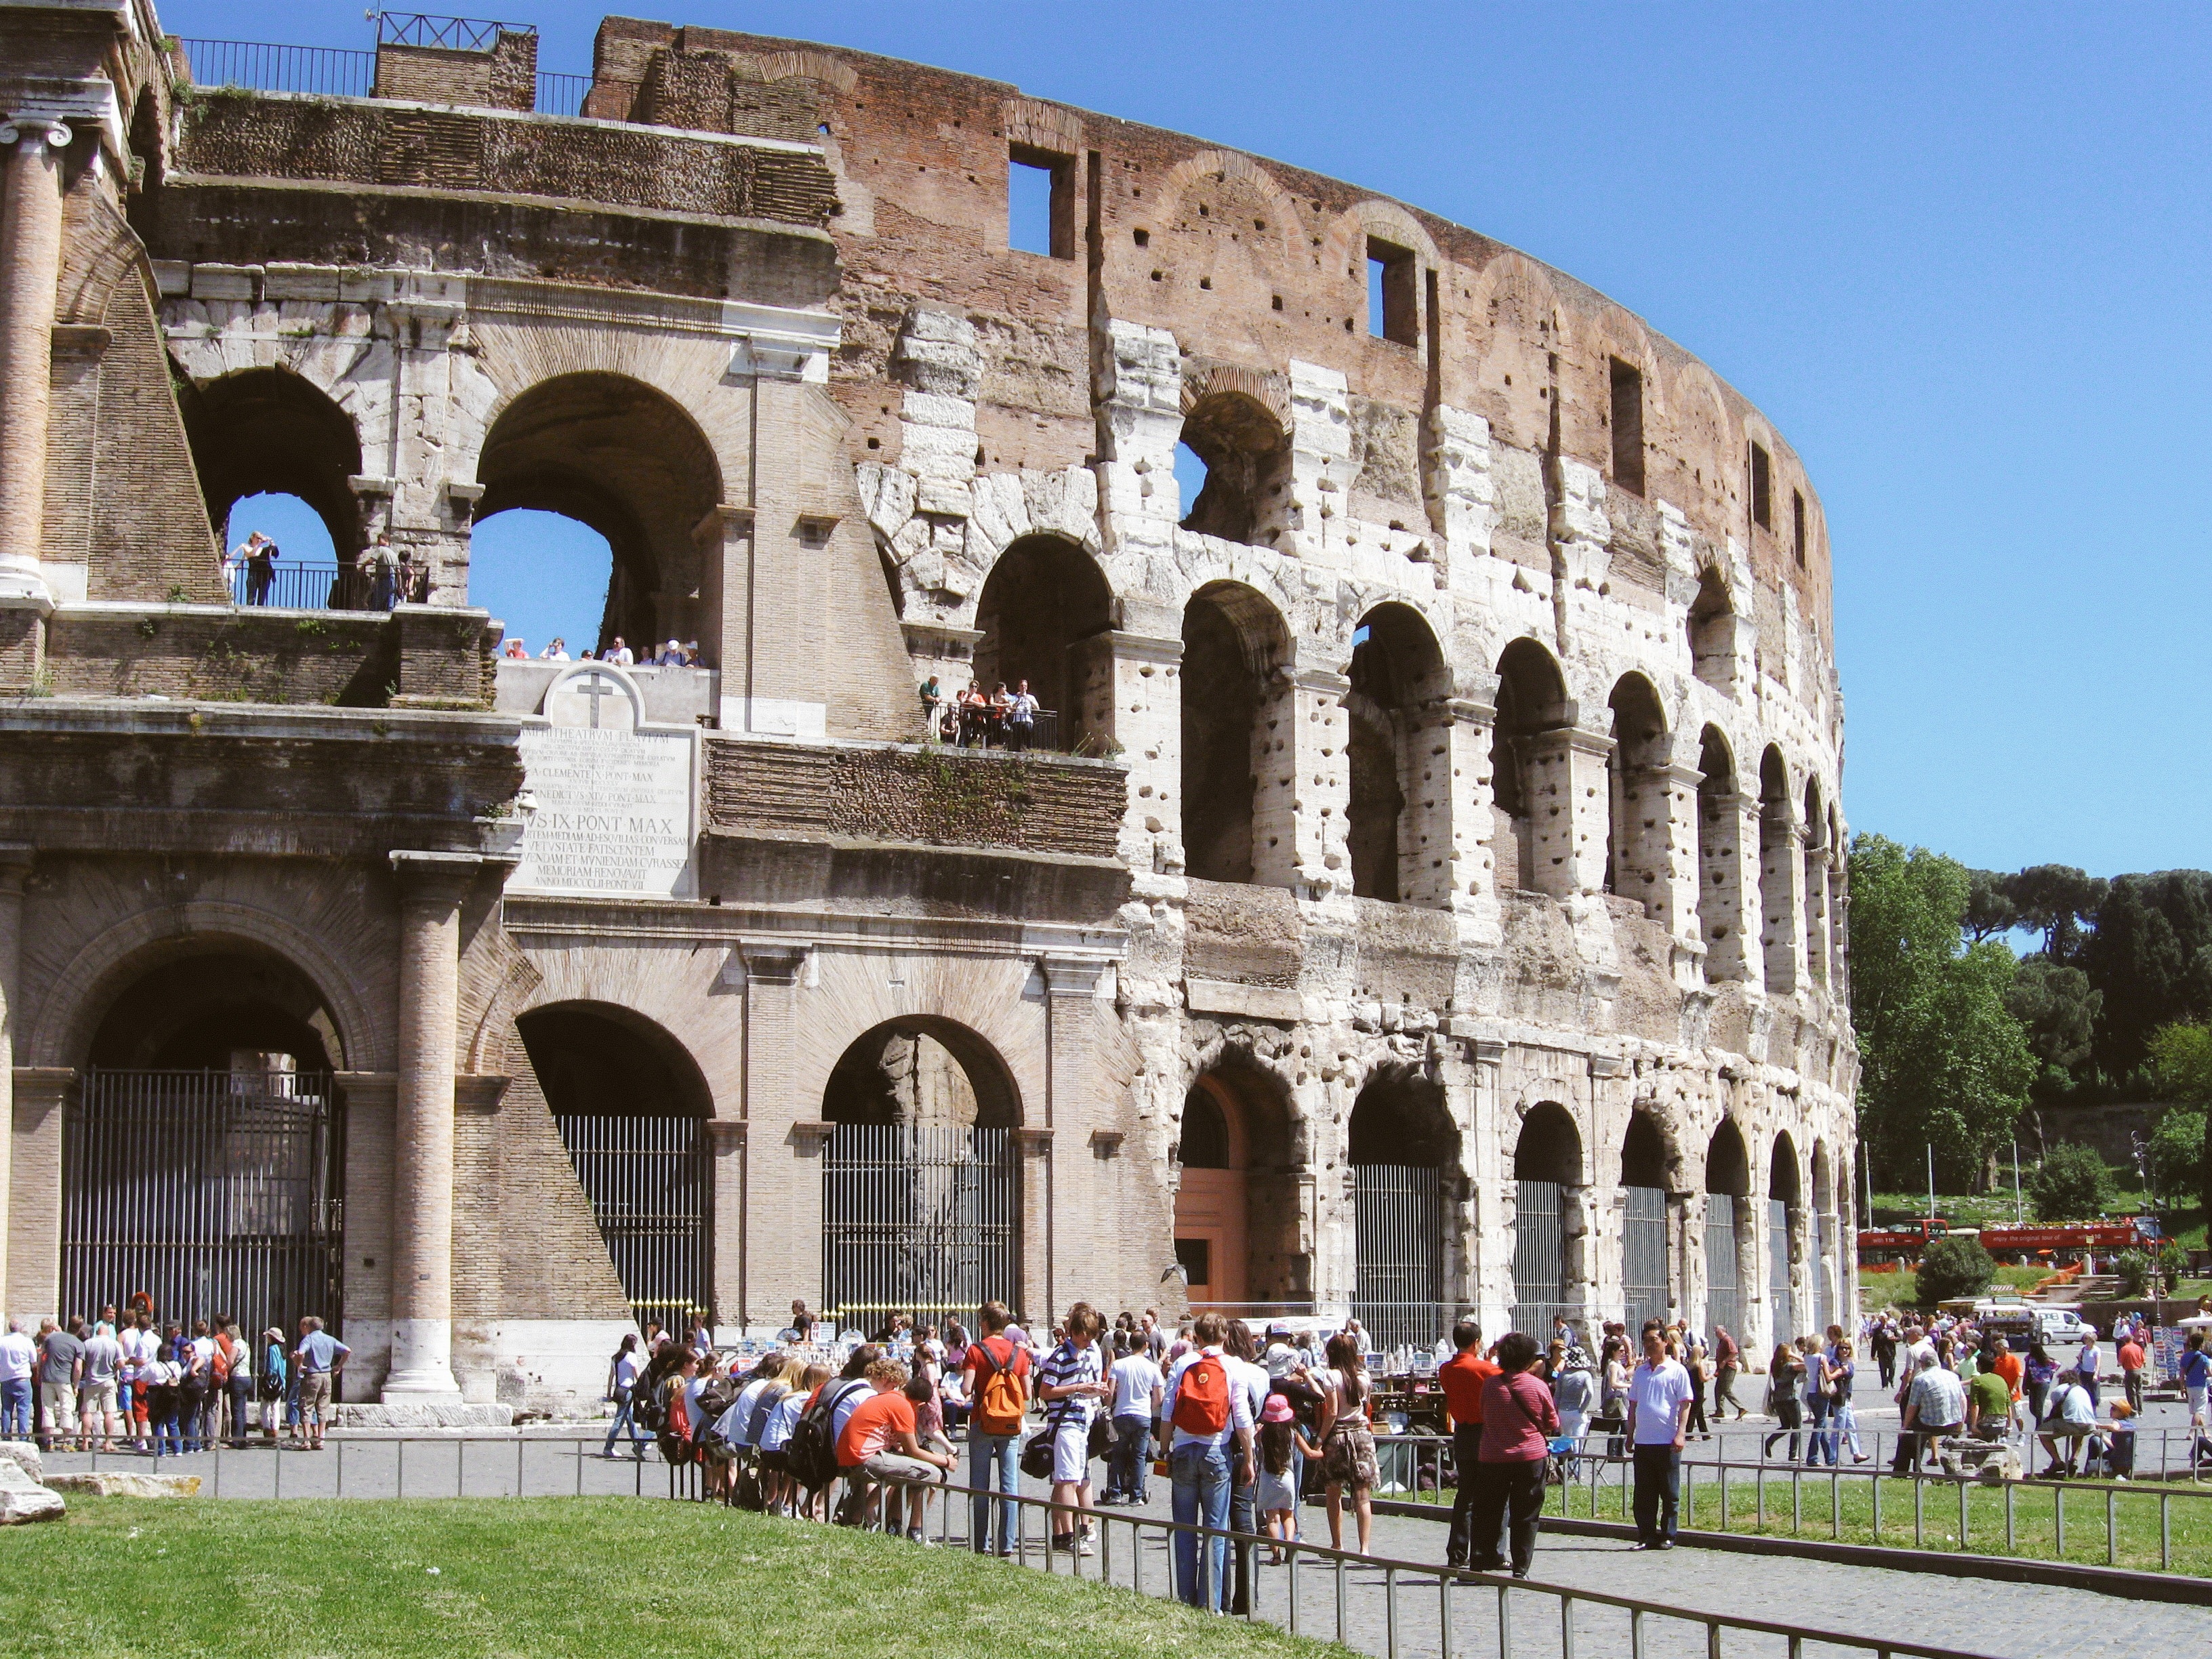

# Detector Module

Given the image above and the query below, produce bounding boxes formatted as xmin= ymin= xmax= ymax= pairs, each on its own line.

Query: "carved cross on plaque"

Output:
xmin=575 ymin=670 xmax=619 ymax=729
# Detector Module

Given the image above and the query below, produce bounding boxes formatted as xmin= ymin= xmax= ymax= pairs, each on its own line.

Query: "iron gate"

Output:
xmin=1768 ymin=1198 xmax=1795 ymax=1345
xmin=555 ymin=1111 xmax=712 ymax=1334
xmin=64 ymin=1069 xmax=344 ymax=1340
xmin=1814 ymin=1211 xmax=1835 ymax=1336
xmin=1351 ymin=1164 xmax=1443 ymax=1351
xmin=1622 ymin=1185 xmax=1668 ymax=1334
xmin=1704 ymin=1194 xmax=1740 ymax=1341
xmin=1511 ymin=1178 xmax=1571 ymax=1338
xmin=822 ymin=1124 xmax=1017 ymax=1332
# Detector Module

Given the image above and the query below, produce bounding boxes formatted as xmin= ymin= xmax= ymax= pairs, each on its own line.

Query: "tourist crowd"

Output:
xmin=0 ymin=1304 xmax=350 ymax=1455
xmin=500 ymin=635 xmax=703 ymax=666
xmin=916 ymin=676 xmax=1044 ymax=749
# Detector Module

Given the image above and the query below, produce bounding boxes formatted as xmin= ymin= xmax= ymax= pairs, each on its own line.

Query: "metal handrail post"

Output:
xmin=1560 ymin=1592 xmax=1575 ymax=1659
xmin=2106 ymin=1487 xmax=2116 ymax=1568
xmin=516 ymin=1436 xmax=524 ymax=1498
xmin=1336 ymin=1550 xmax=1347 ymax=1645
xmin=397 ymin=1436 xmax=405 ymax=1498
xmin=1438 ymin=1572 xmax=1452 ymax=1659
xmin=1386 ymin=1565 xmax=1400 ymax=1659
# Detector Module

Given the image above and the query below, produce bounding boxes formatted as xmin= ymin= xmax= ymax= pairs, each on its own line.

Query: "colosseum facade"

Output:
xmin=0 ymin=3 xmax=1855 ymax=1408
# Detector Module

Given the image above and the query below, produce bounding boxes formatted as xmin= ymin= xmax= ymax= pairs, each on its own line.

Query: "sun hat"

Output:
xmin=1261 ymin=1393 xmax=1295 ymax=1424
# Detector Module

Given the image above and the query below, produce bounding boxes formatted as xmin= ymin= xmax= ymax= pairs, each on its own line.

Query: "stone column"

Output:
xmin=1630 ymin=763 xmax=1706 ymax=985
xmin=1100 ymin=630 xmax=1183 ymax=875
xmin=1804 ymin=846 xmax=1833 ymax=990
xmin=0 ymin=119 xmax=68 ymax=616
xmin=383 ymin=296 xmax=472 ymax=605
xmin=0 ymin=844 xmax=28 ymax=1309
xmin=1252 ymin=665 xmax=1351 ymax=898
xmin=1432 ymin=699 xmax=1501 ymax=943
xmin=735 ymin=941 xmax=811 ymax=1322
xmin=384 ymin=850 xmax=484 ymax=1401
xmin=1041 ymin=954 xmax=1111 ymax=1316
xmin=1761 ymin=819 xmax=1807 ymax=998
xmin=1521 ymin=727 xmax=1613 ymax=899
xmin=1012 ymin=1126 xmax=1055 ymax=1327
xmin=705 ymin=1120 xmax=746 ymax=1334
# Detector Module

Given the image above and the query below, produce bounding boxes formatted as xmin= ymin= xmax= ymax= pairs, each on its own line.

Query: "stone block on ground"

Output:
xmin=0 ymin=1457 xmax=64 ymax=1523
xmin=44 ymin=1471 xmax=202 ymax=1498
xmin=332 ymin=1401 xmax=515 ymax=1429
xmin=0 ymin=1441 xmax=42 ymax=1485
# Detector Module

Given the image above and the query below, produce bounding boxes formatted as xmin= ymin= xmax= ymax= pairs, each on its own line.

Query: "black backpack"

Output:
xmin=787 ymin=1379 xmax=867 ymax=1492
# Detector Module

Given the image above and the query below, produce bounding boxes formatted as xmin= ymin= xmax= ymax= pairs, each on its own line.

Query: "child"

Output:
xmin=1257 ymin=1393 xmax=1322 ymax=1562
xmin=2104 ymin=1399 xmax=2137 ymax=1481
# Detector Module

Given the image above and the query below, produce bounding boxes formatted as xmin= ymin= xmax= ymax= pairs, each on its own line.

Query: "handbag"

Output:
xmin=1020 ymin=1427 xmax=1054 ymax=1480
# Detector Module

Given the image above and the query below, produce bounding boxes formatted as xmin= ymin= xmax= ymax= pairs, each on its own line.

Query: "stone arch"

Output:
xmin=1695 ymin=724 xmax=1744 ymax=981
xmin=741 ymin=49 xmax=860 ymax=92
xmin=972 ymin=531 xmax=1114 ymax=752
xmin=1513 ymin=1100 xmax=1584 ymax=1338
xmin=1345 ymin=600 xmax=1452 ymax=904
xmin=821 ymin=1015 xmax=1023 ymax=1130
xmin=176 ymin=365 xmax=366 ymax=564
xmin=1759 ymin=744 xmax=1799 ymax=992
xmin=1663 ymin=360 xmax=1735 ymax=520
xmin=1182 ymin=578 xmax=1293 ymax=885
xmin=1620 ymin=1106 xmax=1675 ymax=1332
xmin=516 ymin=1000 xmax=714 ymax=1120
xmin=1155 ymin=150 xmax=1305 ymax=264
xmin=1604 ymin=672 xmax=1670 ymax=904
xmin=1178 ymin=386 xmax=1289 ymax=544
xmin=1347 ymin=1064 xmax=1458 ymax=1348
xmin=1767 ymin=1128 xmax=1803 ymax=1343
xmin=1704 ymin=1116 xmax=1753 ymax=1343
xmin=475 ymin=370 xmax=724 ymax=655
xmin=1172 ymin=1059 xmax=1303 ymax=1309
xmin=33 ymin=901 xmax=382 ymax=1074
xmin=1491 ymin=636 xmax=1572 ymax=892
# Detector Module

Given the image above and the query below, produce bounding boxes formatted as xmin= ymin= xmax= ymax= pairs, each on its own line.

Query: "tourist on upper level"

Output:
xmin=1006 ymin=678 xmax=1040 ymax=750
xmin=607 ymin=636 xmax=635 ymax=665
xmin=539 ymin=638 xmax=569 ymax=661
xmin=503 ymin=637 xmax=527 ymax=659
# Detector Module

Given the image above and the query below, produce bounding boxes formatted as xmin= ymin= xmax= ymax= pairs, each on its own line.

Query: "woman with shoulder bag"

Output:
xmin=1761 ymin=1341 xmax=1805 ymax=1462
xmin=603 ymin=1333 xmax=650 ymax=1460
xmin=1467 ymin=1331 xmax=1561 ymax=1579
xmin=1313 ymin=1332 xmax=1378 ymax=1555
xmin=258 ymin=1327 xmax=288 ymax=1441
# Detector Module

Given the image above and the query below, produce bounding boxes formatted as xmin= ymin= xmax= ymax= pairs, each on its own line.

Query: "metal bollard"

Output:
xmin=1437 ymin=1573 xmax=1451 ymax=1659
xmin=1385 ymin=1566 xmax=1399 ymax=1659
xmin=1560 ymin=1593 xmax=1575 ymax=1659
xmin=2106 ymin=1487 xmax=2116 ymax=1568
xmin=1496 ymin=1584 xmax=1511 ymax=1659
xmin=1631 ymin=1605 xmax=1645 ymax=1659
xmin=1706 ymin=1621 xmax=1721 ymax=1659
xmin=1336 ymin=1551 xmax=1347 ymax=1646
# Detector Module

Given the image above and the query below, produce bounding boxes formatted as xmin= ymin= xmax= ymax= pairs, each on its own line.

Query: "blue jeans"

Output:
xmin=1171 ymin=1440 xmax=1232 ymax=1607
xmin=0 ymin=1378 xmax=28 ymax=1437
xmin=1109 ymin=1413 xmax=1151 ymax=1500
xmin=1803 ymin=1395 xmax=1837 ymax=1466
xmin=604 ymin=1386 xmax=649 ymax=1455
xmin=969 ymin=1431 xmax=1020 ymax=1553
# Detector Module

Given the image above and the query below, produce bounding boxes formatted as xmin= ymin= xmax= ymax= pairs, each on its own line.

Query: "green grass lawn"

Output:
xmin=0 ymin=1498 xmax=1351 ymax=1659
xmin=1409 ymin=1468 xmax=2212 ymax=1576
xmin=1858 ymin=1263 xmax=2049 ymax=1312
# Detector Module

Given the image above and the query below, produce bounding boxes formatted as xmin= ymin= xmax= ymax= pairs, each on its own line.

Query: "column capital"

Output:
xmin=737 ymin=938 xmax=813 ymax=985
xmin=1525 ymin=724 xmax=1615 ymax=760
xmin=455 ymin=1074 xmax=511 ymax=1114
xmin=1011 ymin=1126 xmax=1054 ymax=1155
xmin=693 ymin=504 xmax=755 ymax=544
xmin=1435 ymin=696 xmax=1496 ymax=727
xmin=1105 ymin=630 xmax=1183 ymax=666
xmin=1040 ymin=953 xmax=1113 ymax=998
xmin=390 ymin=849 xmax=486 ymax=905
xmin=706 ymin=1120 xmax=747 ymax=1153
xmin=0 ymin=119 xmax=73 ymax=151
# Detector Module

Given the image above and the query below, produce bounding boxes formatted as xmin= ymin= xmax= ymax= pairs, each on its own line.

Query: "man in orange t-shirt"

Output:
xmin=1988 ymin=1336 xmax=2024 ymax=1431
xmin=838 ymin=1357 xmax=954 ymax=1537
xmin=1439 ymin=1320 xmax=1501 ymax=1569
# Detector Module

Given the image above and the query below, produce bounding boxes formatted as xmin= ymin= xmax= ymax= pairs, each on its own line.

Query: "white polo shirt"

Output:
xmin=1626 ymin=1357 xmax=1694 ymax=1446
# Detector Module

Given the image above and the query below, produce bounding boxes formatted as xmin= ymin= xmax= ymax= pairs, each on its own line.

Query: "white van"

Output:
xmin=2032 ymin=1308 xmax=2093 ymax=1346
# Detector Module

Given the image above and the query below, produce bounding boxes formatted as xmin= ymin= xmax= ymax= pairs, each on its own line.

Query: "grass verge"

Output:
xmin=1408 ymin=1468 xmax=2212 ymax=1576
xmin=0 ymin=1497 xmax=1351 ymax=1659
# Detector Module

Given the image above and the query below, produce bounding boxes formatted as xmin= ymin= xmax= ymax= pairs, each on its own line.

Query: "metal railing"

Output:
xmin=932 ymin=705 xmax=1063 ymax=754
xmin=375 ymin=13 xmax=533 ymax=51
xmin=1376 ymin=1428 xmax=2212 ymax=1576
xmin=535 ymin=73 xmax=592 ymax=118
xmin=180 ymin=40 xmax=375 ymax=100
xmin=228 ymin=562 xmax=377 ymax=611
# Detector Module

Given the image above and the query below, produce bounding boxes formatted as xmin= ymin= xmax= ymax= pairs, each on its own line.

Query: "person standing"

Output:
xmin=1221 ymin=1320 xmax=1271 ymax=1613
xmin=78 ymin=1319 xmax=122 ymax=1454
xmin=1625 ymin=1321 xmax=1695 ymax=1550
xmin=1830 ymin=1337 xmax=1868 ymax=1462
xmin=1163 ymin=1312 xmax=1255 ymax=1607
xmin=35 ymin=1317 xmax=83 ymax=1452
xmin=1711 ymin=1324 xmax=1745 ymax=1421
xmin=1006 ymin=678 xmax=1040 ymax=751
xmin=1313 ymin=1332 xmax=1378 ymax=1555
xmin=257 ymin=1328 xmax=288 ymax=1442
xmin=2074 ymin=1325 xmax=2102 ymax=1408
xmin=1439 ymin=1319 xmax=1499 ymax=1570
xmin=960 ymin=1300 xmax=1031 ymax=1556
xmin=1801 ymin=1337 xmax=1837 ymax=1467
xmin=1683 ymin=1330 xmax=1711 ymax=1441
xmin=0 ymin=1319 xmax=35 ymax=1441
xmin=1465 ymin=1331 xmax=1559 ymax=1578
xmin=1038 ymin=1303 xmax=1110 ymax=1555
xmin=1103 ymin=1330 xmax=1164 ymax=1507
xmin=2117 ymin=1328 xmax=2146 ymax=1416
xmin=291 ymin=1315 xmax=348 ymax=1450
xmin=1762 ymin=1341 xmax=1805 ymax=1462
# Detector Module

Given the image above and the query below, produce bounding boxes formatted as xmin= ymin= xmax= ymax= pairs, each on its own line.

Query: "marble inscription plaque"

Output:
xmin=512 ymin=723 xmax=697 ymax=898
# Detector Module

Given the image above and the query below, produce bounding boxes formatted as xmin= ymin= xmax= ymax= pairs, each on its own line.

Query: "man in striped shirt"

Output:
xmin=1039 ymin=1304 xmax=1111 ymax=1555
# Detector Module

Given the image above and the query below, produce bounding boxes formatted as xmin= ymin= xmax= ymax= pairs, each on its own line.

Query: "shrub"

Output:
xmin=2114 ymin=1248 xmax=2153 ymax=1298
xmin=1917 ymin=1233 xmax=1996 ymax=1307
xmin=2029 ymin=1142 xmax=2114 ymax=1222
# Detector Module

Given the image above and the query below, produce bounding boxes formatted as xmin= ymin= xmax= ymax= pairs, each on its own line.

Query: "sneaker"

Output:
xmin=1077 ymin=1538 xmax=1095 ymax=1557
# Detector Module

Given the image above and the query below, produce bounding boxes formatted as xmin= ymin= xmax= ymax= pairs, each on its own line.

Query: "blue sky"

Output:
xmin=182 ymin=3 xmax=2211 ymax=878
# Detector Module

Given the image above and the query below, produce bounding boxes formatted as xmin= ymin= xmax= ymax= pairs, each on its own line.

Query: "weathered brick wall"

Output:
xmin=371 ymin=33 xmax=537 ymax=114
xmin=177 ymin=96 xmax=836 ymax=228
xmin=45 ymin=609 xmax=396 ymax=705
xmin=705 ymin=739 xmax=1126 ymax=858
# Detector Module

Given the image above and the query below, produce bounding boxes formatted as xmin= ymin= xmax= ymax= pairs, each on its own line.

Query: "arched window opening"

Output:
xmin=1492 ymin=639 xmax=1570 ymax=894
xmin=471 ymin=508 xmax=616 ymax=663
xmin=1689 ymin=567 xmax=1735 ymax=690
xmin=68 ymin=947 xmax=348 ymax=1347
xmin=1696 ymin=726 xmax=1744 ymax=981
xmin=1173 ymin=1067 xmax=1301 ymax=1313
xmin=1809 ymin=1141 xmax=1836 ymax=1338
xmin=1349 ymin=1071 xmax=1456 ymax=1351
xmin=1803 ymin=777 xmax=1830 ymax=988
xmin=1769 ymin=1133 xmax=1802 ymax=1345
xmin=1605 ymin=674 xmax=1668 ymax=905
xmin=180 ymin=367 xmax=366 ymax=607
xmin=1346 ymin=603 xmax=1450 ymax=905
xmin=1178 ymin=390 xmax=1287 ymax=544
xmin=1621 ymin=1111 xmax=1671 ymax=1333
xmin=1512 ymin=1102 xmax=1582 ymax=1340
xmin=973 ymin=533 xmax=1113 ymax=755
xmin=476 ymin=373 xmax=721 ymax=659
xmin=518 ymin=1002 xmax=714 ymax=1335
xmin=1181 ymin=582 xmax=1290 ymax=885
xmin=1759 ymin=747 xmax=1799 ymax=993
xmin=819 ymin=1018 xmax=1023 ymax=1330
xmin=1704 ymin=1120 xmax=1750 ymax=1345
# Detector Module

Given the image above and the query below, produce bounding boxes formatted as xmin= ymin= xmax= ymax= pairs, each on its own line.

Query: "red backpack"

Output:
xmin=1172 ymin=1353 xmax=1231 ymax=1435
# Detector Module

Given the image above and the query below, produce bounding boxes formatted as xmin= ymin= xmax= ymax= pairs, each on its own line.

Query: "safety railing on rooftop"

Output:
xmin=177 ymin=39 xmax=592 ymax=119
xmin=374 ymin=12 xmax=533 ymax=51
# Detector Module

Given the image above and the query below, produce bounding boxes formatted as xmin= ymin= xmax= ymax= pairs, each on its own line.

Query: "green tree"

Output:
xmin=2148 ymin=1109 xmax=2206 ymax=1210
xmin=1963 ymin=869 xmax=2020 ymax=943
xmin=2002 ymin=865 xmax=2108 ymax=960
xmin=1849 ymin=834 xmax=2035 ymax=1191
xmin=2007 ymin=958 xmax=2101 ymax=1101
xmin=1917 ymin=1233 xmax=1996 ymax=1307
xmin=2077 ymin=872 xmax=2212 ymax=1081
xmin=2028 ymin=1141 xmax=2115 ymax=1222
xmin=2148 ymin=1021 xmax=2212 ymax=1216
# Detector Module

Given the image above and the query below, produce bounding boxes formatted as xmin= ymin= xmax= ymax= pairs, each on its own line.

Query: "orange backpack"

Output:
xmin=972 ymin=1338 xmax=1029 ymax=1435
xmin=1172 ymin=1353 xmax=1231 ymax=1435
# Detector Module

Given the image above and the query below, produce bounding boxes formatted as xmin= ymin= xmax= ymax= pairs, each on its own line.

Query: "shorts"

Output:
xmin=39 ymin=1382 xmax=77 ymax=1429
xmin=81 ymin=1380 xmax=118 ymax=1416
xmin=2188 ymin=1384 xmax=2206 ymax=1425
xmin=861 ymin=1450 xmax=943 ymax=1487
xmin=760 ymin=1449 xmax=790 ymax=1475
xmin=1051 ymin=1418 xmax=1092 ymax=1484
xmin=300 ymin=1372 xmax=333 ymax=1421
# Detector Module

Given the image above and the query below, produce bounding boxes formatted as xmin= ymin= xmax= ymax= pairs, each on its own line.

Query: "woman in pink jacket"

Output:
xmin=1467 ymin=1330 xmax=1561 ymax=1578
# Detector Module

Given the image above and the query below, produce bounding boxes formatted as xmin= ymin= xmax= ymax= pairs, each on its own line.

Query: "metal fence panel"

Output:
xmin=1768 ymin=1197 xmax=1795 ymax=1344
xmin=64 ymin=1069 xmax=344 ymax=1339
xmin=1704 ymin=1194 xmax=1740 ymax=1340
xmin=1511 ymin=1178 xmax=1570 ymax=1338
xmin=180 ymin=39 xmax=374 ymax=98
xmin=555 ymin=1112 xmax=712 ymax=1334
xmin=823 ymin=1124 xmax=1017 ymax=1332
xmin=1622 ymin=1184 xmax=1668 ymax=1334
xmin=1352 ymin=1164 xmax=1443 ymax=1350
